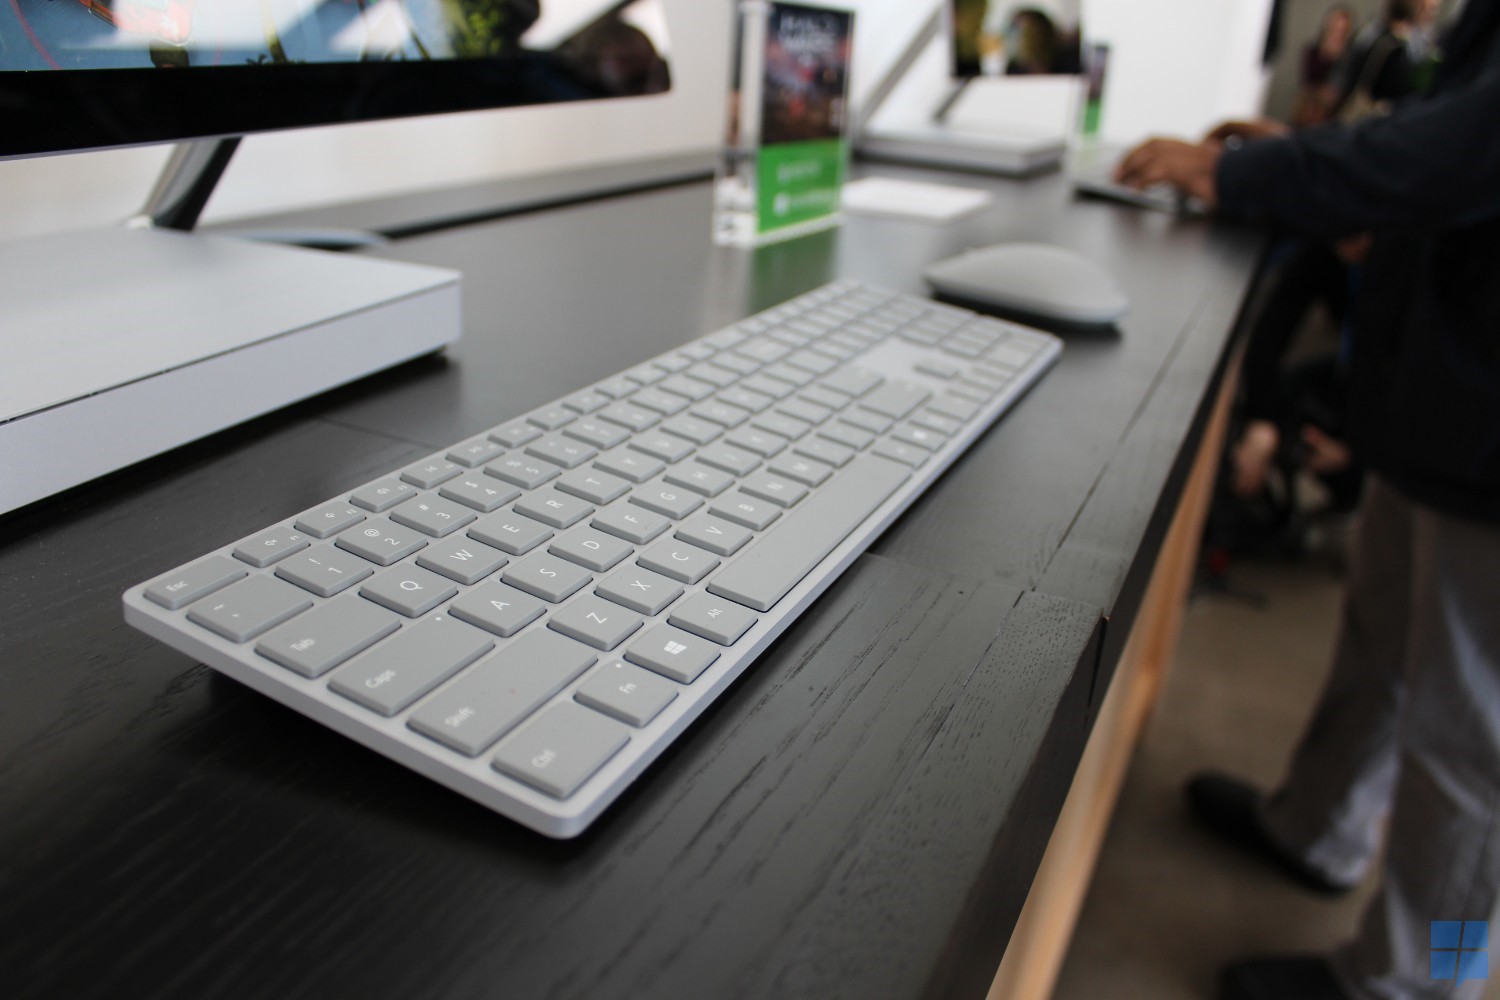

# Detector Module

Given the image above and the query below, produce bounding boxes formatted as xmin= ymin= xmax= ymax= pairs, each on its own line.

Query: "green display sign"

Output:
xmin=756 ymin=138 xmax=847 ymax=235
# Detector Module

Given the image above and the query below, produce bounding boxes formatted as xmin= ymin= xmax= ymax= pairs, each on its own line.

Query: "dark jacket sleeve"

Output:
xmin=1216 ymin=66 xmax=1500 ymax=238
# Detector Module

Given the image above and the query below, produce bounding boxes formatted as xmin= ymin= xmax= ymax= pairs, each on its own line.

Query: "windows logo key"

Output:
xmin=1431 ymin=921 xmax=1488 ymax=982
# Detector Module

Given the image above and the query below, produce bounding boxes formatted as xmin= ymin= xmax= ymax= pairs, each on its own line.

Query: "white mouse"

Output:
xmin=923 ymin=242 xmax=1128 ymax=327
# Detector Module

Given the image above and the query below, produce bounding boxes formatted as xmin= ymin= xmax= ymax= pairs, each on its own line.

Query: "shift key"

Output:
xmin=329 ymin=615 xmax=493 ymax=716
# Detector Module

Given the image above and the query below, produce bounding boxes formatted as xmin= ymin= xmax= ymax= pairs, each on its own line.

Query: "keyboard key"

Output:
xmin=708 ymin=493 xmax=782 ymax=531
xmin=187 ymin=575 xmax=313 ymax=643
xmin=775 ymin=399 xmax=832 ymax=425
xmin=741 ymin=374 xmax=796 ymax=399
xmin=411 ymin=630 xmax=597 ymax=757
xmin=719 ymin=386 xmax=774 ymax=413
xmin=839 ymin=408 xmax=894 ymax=434
xmin=400 ymin=457 xmax=462 ymax=489
xmin=391 ymin=495 xmax=479 ymax=536
xmin=914 ymin=359 xmax=961 ymax=379
xmin=231 ymin=527 xmax=309 ymax=568
xmin=440 ymin=476 xmax=522 ymax=514
xmin=144 ymin=555 xmax=247 ymax=610
xmin=928 ymin=394 xmax=982 ymax=422
xmin=637 ymin=540 xmax=720 ymax=584
xmin=630 ymin=432 xmax=694 ymax=464
xmin=527 ymin=406 xmax=577 ymax=431
xmin=255 ymin=595 xmax=400 ymax=678
xmin=488 ymin=420 xmax=542 ymax=449
xmin=549 ymin=595 xmax=644 ymax=651
xmin=360 ymin=565 xmax=458 ymax=618
xmin=485 ymin=454 xmax=562 ymax=490
xmin=350 ymin=478 xmax=418 ymax=513
xmin=625 ymin=625 xmax=720 ymax=683
xmin=685 ymin=362 xmax=737 ymax=389
xmin=335 ymin=517 xmax=428 ymax=566
xmin=416 ymin=536 xmax=509 ymax=585
xmin=525 ymin=434 xmax=598 ymax=470
xmin=707 ymin=455 xmax=910 ymax=612
xmin=659 ymin=415 xmax=722 ymax=445
xmin=709 ymin=352 xmax=760 ymax=377
xmin=734 ymin=337 xmax=791 ymax=364
xmin=593 ymin=448 xmax=665 ymax=484
xmin=550 ymin=528 xmax=633 ymax=573
xmin=329 ymin=615 xmax=493 ymax=717
xmin=910 ymin=411 xmax=964 ymax=436
xmin=872 ymin=441 xmax=929 ymax=468
xmin=763 ymin=362 xmax=813 ymax=386
xmin=798 ymin=386 xmax=848 ymax=411
xmin=447 ymin=437 xmax=506 ymax=468
xmin=726 ymin=428 xmax=788 ymax=458
xmin=739 ymin=473 xmax=808 ymax=508
xmin=449 ymin=582 xmax=547 ymax=637
xmin=598 ymin=402 xmax=659 ymax=433
xmin=859 ymin=381 xmax=932 ymax=419
xmin=514 ymin=488 xmax=595 ymax=529
xmin=890 ymin=424 xmax=945 ymax=451
xmin=658 ymin=374 xmax=716 ymax=401
xmin=674 ymin=515 xmax=753 ymax=556
xmin=690 ymin=401 xmax=750 ymax=428
xmin=751 ymin=413 xmax=811 ymax=440
xmin=563 ymin=419 xmax=630 ymax=450
xmin=563 ymin=390 xmax=611 ymax=414
xmin=591 ymin=505 xmax=670 ymax=545
xmin=630 ymin=481 xmax=703 ymax=520
xmin=818 ymin=423 xmax=875 ymax=451
xmin=664 ymin=462 xmax=734 ymax=497
xmin=556 ymin=468 xmax=631 ymax=505
xmin=668 ymin=592 xmax=758 ymax=646
xmin=595 ymin=566 xmax=684 ymax=615
xmin=793 ymin=438 xmax=854 ymax=469
xmin=595 ymin=376 xmax=641 ymax=399
xmin=294 ymin=501 xmax=366 ymax=539
xmin=275 ymin=545 xmax=376 ymax=597
xmin=575 ymin=661 xmax=678 ymax=728
xmin=503 ymin=552 xmax=593 ymax=603
xmin=468 ymin=511 xmax=553 ymax=555
xmin=784 ymin=349 xmax=837 ymax=375
xmin=624 ymin=364 xmax=668 ymax=386
xmin=630 ymin=388 xmax=691 ymax=416
xmin=492 ymin=702 xmax=629 ymax=799
xmin=695 ymin=443 xmax=761 ymax=477
xmin=769 ymin=456 xmax=833 ymax=487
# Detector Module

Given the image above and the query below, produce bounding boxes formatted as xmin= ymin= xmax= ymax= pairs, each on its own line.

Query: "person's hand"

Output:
xmin=1114 ymin=138 xmax=1222 ymax=207
xmin=1205 ymin=118 xmax=1289 ymax=144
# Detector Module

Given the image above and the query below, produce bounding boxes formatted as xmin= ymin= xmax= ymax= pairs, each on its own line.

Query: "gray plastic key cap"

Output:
xmin=629 ymin=481 xmax=703 ymax=520
xmin=890 ymin=424 xmax=944 ymax=451
xmin=255 ymin=595 xmax=400 ymax=678
xmin=416 ymin=536 xmax=508 ymax=585
xmin=768 ymin=456 xmax=833 ymax=487
xmin=400 ymin=457 xmax=462 ymax=489
xmin=695 ymin=444 xmax=760 ymax=477
xmin=594 ymin=566 xmax=683 ymax=615
xmin=449 ymin=581 xmax=546 ymax=637
xmin=630 ymin=388 xmax=690 ymax=416
xmin=492 ymin=703 xmax=629 ymax=799
xmin=350 ymin=478 xmax=418 ymax=513
xmin=872 ymin=441 xmax=929 ymax=467
xmin=488 ymin=420 xmax=542 ymax=449
xmin=188 ymin=575 xmax=313 ymax=643
xmin=664 ymin=463 xmax=734 ymax=497
xmin=690 ymin=401 xmax=750 ymax=428
xmin=793 ymin=438 xmax=854 ymax=469
xmin=485 ymin=454 xmax=561 ymax=490
xmin=392 ymin=495 xmax=479 ymax=535
xmin=446 ymin=437 xmax=506 ymax=468
xmin=294 ymin=500 xmax=366 ymax=539
xmin=707 ymin=493 xmax=781 ymax=531
xmin=637 ymin=540 xmax=720 ymax=584
xmin=556 ymin=468 xmax=631 ymax=505
xmin=739 ymin=473 xmax=808 ymax=508
xmin=233 ymin=527 xmax=310 ymax=568
xmin=673 ymin=515 xmax=753 ymax=556
xmin=598 ymin=402 xmax=659 ymax=432
xmin=550 ymin=528 xmax=633 ymax=572
xmin=659 ymin=414 xmax=722 ymax=445
xmin=275 ymin=545 xmax=375 ymax=597
xmin=591 ymin=505 xmax=670 ymax=545
xmin=630 ymin=433 xmax=694 ymax=463
xmin=818 ymin=423 xmax=875 ymax=451
xmin=726 ymin=429 xmax=788 ymax=458
xmin=502 ymin=552 xmax=593 ymax=603
xmin=525 ymin=435 xmax=598 ymax=470
xmin=859 ymin=380 xmax=931 ymax=419
xmin=548 ymin=595 xmax=644 ymax=651
xmin=515 ymin=488 xmax=595 ymax=529
xmin=145 ymin=555 xmax=247 ymax=610
xmin=625 ymin=625 xmax=720 ymax=683
xmin=468 ymin=511 xmax=553 ymax=555
xmin=563 ymin=418 xmax=630 ymax=450
xmin=440 ymin=476 xmax=521 ymax=514
xmin=668 ymin=592 xmax=758 ymax=646
xmin=329 ymin=615 xmax=493 ymax=717
xmin=707 ymin=455 xmax=910 ymax=612
xmin=574 ymin=661 xmax=678 ymax=728
xmin=335 ymin=517 xmax=428 ymax=566
xmin=593 ymin=448 xmax=665 ymax=484
xmin=360 ymin=566 xmax=458 ymax=618
xmin=409 ymin=632 xmax=597 ymax=756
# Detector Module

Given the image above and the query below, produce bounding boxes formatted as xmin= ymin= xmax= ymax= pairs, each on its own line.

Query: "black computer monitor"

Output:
xmin=0 ymin=0 xmax=672 ymax=160
xmin=948 ymin=0 xmax=1082 ymax=78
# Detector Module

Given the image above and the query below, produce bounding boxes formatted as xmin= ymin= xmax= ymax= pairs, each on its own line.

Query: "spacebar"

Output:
xmin=707 ymin=455 xmax=911 ymax=613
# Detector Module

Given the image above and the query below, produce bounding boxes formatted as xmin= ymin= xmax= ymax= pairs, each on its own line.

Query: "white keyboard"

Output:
xmin=123 ymin=280 xmax=1061 ymax=838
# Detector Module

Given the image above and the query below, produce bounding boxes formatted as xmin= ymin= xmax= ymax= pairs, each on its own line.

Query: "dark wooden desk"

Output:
xmin=0 ymin=162 xmax=1262 ymax=1000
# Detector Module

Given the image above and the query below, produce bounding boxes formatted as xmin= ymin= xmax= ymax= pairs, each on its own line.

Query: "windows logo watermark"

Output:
xmin=1431 ymin=921 xmax=1488 ymax=982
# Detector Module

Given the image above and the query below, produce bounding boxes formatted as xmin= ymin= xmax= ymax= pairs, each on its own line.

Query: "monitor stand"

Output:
xmin=854 ymin=11 xmax=1067 ymax=178
xmin=0 ymin=140 xmax=461 ymax=516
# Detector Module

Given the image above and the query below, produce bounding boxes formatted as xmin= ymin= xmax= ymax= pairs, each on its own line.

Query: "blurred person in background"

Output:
xmin=1294 ymin=5 xmax=1356 ymax=126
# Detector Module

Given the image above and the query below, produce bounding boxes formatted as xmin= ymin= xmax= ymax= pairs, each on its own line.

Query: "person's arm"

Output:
xmin=1217 ymin=65 xmax=1500 ymax=237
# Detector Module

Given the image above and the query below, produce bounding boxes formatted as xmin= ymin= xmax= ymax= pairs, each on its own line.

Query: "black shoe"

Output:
xmin=1186 ymin=773 xmax=1354 ymax=895
xmin=1220 ymin=956 xmax=1349 ymax=1000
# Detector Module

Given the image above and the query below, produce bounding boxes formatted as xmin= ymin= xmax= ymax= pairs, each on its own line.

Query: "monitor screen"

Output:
xmin=949 ymin=0 xmax=1081 ymax=78
xmin=0 ymin=0 xmax=671 ymax=159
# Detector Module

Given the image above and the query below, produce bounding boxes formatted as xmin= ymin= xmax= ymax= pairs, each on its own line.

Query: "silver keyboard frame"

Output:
xmin=124 ymin=282 xmax=1061 ymax=838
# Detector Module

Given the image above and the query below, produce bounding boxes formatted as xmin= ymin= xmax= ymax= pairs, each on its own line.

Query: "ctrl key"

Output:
xmin=492 ymin=702 xmax=629 ymax=799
